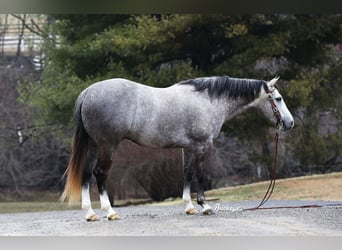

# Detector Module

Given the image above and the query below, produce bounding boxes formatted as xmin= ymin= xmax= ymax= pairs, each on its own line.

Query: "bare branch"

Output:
xmin=10 ymin=14 xmax=55 ymax=42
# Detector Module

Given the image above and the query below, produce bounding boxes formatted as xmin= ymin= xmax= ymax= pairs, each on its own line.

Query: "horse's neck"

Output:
xmin=223 ymin=98 xmax=258 ymax=121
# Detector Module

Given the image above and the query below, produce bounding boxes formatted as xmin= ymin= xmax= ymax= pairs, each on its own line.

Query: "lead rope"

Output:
xmin=243 ymin=131 xmax=279 ymax=211
xmin=244 ymin=130 xmax=321 ymax=210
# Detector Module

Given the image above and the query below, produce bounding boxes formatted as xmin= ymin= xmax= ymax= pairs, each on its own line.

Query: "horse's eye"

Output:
xmin=275 ymin=97 xmax=282 ymax=102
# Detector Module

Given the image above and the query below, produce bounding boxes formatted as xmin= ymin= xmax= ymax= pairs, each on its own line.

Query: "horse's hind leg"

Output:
xmin=81 ymin=140 xmax=99 ymax=221
xmin=93 ymin=147 xmax=119 ymax=220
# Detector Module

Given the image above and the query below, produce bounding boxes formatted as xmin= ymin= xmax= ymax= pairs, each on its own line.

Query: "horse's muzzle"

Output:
xmin=279 ymin=119 xmax=294 ymax=131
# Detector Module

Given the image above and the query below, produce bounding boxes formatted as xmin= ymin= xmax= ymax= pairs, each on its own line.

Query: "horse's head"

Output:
xmin=258 ymin=77 xmax=294 ymax=132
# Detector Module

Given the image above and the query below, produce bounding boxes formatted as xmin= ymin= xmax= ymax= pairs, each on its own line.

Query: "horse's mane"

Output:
xmin=179 ymin=76 xmax=268 ymax=101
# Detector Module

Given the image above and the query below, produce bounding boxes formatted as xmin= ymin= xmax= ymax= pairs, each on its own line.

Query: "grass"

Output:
xmin=0 ymin=201 xmax=79 ymax=214
xmin=0 ymin=172 xmax=341 ymax=214
xmin=151 ymin=172 xmax=342 ymax=206
xmin=0 ymin=199 xmax=153 ymax=214
xmin=205 ymin=172 xmax=342 ymax=201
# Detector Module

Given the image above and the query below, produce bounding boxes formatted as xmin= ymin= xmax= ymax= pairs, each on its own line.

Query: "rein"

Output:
xmin=214 ymin=130 xmax=323 ymax=212
xmin=243 ymin=131 xmax=322 ymax=211
xmin=243 ymin=131 xmax=322 ymax=210
xmin=244 ymin=131 xmax=279 ymax=211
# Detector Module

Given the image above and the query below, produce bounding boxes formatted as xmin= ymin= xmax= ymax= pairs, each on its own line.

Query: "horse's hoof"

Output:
xmin=185 ymin=208 xmax=199 ymax=215
xmin=108 ymin=213 xmax=120 ymax=220
xmin=202 ymin=208 xmax=214 ymax=215
xmin=86 ymin=214 xmax=100 ymax=222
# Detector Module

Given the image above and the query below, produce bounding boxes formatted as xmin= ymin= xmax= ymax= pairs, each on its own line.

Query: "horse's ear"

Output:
xmin=268 ymin=76 xmax=280 ymax=89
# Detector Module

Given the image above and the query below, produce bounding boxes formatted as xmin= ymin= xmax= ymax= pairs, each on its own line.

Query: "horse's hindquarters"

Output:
xmin=80 ymin=80 xmax=137 ymax=145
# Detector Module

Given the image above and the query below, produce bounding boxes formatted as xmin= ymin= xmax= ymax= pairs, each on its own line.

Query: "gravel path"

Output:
xmin=0 ymin=200 xmax=341 ymax=236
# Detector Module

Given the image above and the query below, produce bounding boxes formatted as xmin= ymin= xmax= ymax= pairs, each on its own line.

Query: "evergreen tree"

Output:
xmin=19 ymin=14 xmax=342 ymax=173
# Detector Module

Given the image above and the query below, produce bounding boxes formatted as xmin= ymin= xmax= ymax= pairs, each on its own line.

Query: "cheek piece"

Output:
xmin=267 ymin=94 xmax=282 ymax=128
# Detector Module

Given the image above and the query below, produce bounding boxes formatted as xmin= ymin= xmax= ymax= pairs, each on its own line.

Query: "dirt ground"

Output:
xmin=0 ymin=200 xmax=341 ymax=236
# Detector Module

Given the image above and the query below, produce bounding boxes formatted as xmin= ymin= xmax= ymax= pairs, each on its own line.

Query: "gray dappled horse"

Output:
xmin=60 ymin=76 xmax=294 ymax=221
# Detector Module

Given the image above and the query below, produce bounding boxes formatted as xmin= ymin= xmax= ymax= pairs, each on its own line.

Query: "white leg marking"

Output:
xmin=100 ymin=191 xmax=119 ymax=220
xmin=202 ymin=203 xmax=214 ymax=215
xmin=182 ymin=185 xmax=191 ymax=202
xmin=182 ymin=185 xmax=198 ymax=215
xmin=82 ymin=185 xmax=99 ymax=221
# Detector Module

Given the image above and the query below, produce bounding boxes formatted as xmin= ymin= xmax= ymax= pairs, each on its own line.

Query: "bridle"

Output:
xmin=266 ymin=88 xmax=282 ymax=129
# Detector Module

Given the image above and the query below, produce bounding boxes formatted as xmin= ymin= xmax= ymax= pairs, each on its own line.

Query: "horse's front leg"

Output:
xmin=194 ymin=145 xmax=214 ymax=215
xmin=182 ymin=149 xmax=198 ymax=215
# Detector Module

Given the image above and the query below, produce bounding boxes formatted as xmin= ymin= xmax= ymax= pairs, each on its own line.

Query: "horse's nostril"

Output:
xmin=290 ymin=121 xmax=294 ymax=127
